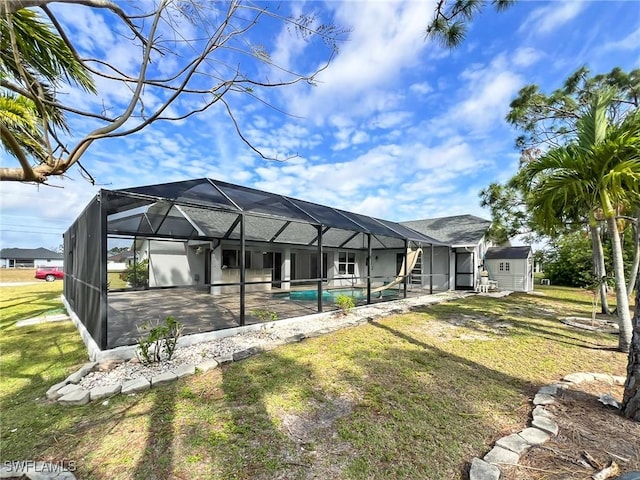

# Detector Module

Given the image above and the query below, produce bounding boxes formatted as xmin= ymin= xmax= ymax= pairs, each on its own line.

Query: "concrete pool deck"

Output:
xmin=106 ymin=287 xmax=438 ymax=348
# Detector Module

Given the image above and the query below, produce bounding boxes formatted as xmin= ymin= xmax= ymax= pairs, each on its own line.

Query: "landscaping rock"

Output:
xmin=196 ymin=359 xmax=219 ymax=372
xmin=0 ymin=461 xmax=77 ymax=479
xmin=518 ymin=427 xmax=551 ymax=445
xmin=532 ymin=393 xmax=555 ymax=405
xmin=284 ymin=333 xmax=306 ymax=343
xmin=151 ymin=372 xmax=178 ymax=387
xmin=46 ymin=380 xmax=69 ymax=400
xmin=469 ymin=457 xmax=500 ymax=480
xmin=532 ymin=406 xmax=555 ymax=419
xmin=531 ymin=416 xmax=559 ymax=436
xmin=121 ymin=377 xmax=150 ymax=394
xmin=66 ymin=362 xmax=97 ymax=384
xmin=232 ymin=347 xmax=260 ymax=362
xmin=173 ymin=364 xmax=196 ymax=378
xmin=214 ymin=354 xmax=234 ymax=365
xmin=483 ymin=446 xmax=519 ymax=466
xmin=90 ymin=384 xmax=121 ymax=401
xmin=58 ymin=388 xmax=90 ymax=406
xmin=563 ymin=372 xmax=595 ymax=384
xmin=496 ymin=433 xmax=531 ymax=454
xmin=56 ymin=383 xmax=83 ymax=398
xmin=537 ymin=385 xmax=558 ymax=395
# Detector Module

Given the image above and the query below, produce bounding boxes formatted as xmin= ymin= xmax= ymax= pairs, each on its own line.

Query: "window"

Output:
xmin=499 ymin=262 xmax=504 ymax=271
xmin=222 ymin=249 xmax=251 ymax=268
xmin=499 ymin=261 xmax=510 ymax=272
xmin=338 ymin=251 xmax=355 ymax=275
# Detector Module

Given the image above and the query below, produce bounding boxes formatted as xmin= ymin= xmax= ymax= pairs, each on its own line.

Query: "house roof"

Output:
xmin=400 ymin=215 xmax=492 ymax=246
xmin=0 ymin=247 xmax=63 ymax=260
xmin=107 ymin=251 xmax=134 ymax=262
xmin=485 ymin=246 xmax=532 ymax=260
xmin=104 ymin=178 xmax=447 ymax=249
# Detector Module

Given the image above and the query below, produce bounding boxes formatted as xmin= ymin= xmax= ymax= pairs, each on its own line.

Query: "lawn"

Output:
xmin=0 ymin=284 xmax=630 ymax=479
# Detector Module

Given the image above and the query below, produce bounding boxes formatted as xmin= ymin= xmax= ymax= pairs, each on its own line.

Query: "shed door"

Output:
xmin=455 ymin=251 xmax=474 ymax=290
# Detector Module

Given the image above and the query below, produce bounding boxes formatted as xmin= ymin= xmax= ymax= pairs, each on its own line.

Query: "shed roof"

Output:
xmin=485 ymin=246 xmax=532 ymax=260
xmin=400 ymin=214 xmax=491 ymax=246
xmin=0 ymin=247 xmax=63 ymax=260
xmin=106 ymin=178 xmax=446 ymax=248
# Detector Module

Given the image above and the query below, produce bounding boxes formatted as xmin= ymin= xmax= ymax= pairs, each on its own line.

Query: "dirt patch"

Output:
xmin=260 ymin=396 xmax=357 ymax=479
xmin=560 ymin=316 xmax=620 ymax=334
xmin=501 ymin=381 xmax=640 ymax=479
xmin=410 ymin=314 xmax=513 ymax=341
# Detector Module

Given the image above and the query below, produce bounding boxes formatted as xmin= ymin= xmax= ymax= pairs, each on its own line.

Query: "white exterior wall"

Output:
xmin=484 ymin=256 xmax=533 ymax=292
xmin=370 ymin=250 xmax=402 ymax=288
xmin=0 ymin=258 xmax=63 ymax=268
xmin=148 ymin=240 xmax=193 ymax=287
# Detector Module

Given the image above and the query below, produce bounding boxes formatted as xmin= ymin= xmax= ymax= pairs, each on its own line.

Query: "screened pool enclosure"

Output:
xmin=63 ymin=178 xmax=449 ymax=351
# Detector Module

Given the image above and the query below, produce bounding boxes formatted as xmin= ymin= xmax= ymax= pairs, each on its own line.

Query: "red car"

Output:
xmin=35 ymin=266 xmax=64 ymax=282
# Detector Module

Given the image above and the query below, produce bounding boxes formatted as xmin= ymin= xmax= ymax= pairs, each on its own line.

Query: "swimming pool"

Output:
xmin=275 ymin=288 xmax=398 ymax=302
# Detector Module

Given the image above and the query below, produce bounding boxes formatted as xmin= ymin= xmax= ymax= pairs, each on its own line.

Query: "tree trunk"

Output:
xmin=621 ymin=268 xmax=640 ymax=420
xmin=626 ymin=210 xmax=640 ymax=296
xmin=590 ymin=224 xmax=611 ymax=314
xmin=607 ymin=215 xmax=633 ymax=352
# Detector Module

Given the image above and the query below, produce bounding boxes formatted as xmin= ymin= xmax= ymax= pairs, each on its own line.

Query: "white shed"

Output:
xmin=483 ymin=246 xmax=534 ymax=293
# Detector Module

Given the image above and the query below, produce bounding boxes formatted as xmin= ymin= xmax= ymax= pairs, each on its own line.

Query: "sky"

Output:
xmin=1 ymin=0 xmax=639 ymax=250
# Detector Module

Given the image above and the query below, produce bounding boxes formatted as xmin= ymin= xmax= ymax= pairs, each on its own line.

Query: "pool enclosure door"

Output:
xmin=455 ymin=251 xmax=474 ymax=290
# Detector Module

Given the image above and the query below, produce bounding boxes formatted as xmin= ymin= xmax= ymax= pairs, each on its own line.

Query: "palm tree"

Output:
xmin=521 ymin=90 xmax=640 ymax=352
xmin=0 ymin=8 xmax=94 ymax=181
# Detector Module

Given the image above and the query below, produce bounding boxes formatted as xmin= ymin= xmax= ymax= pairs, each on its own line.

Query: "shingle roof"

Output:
xmin=485 ymin=246 xmax=531 ymax=260
xmin=401 ymin=215 xmax=491 ymax=246
xmin=0 ymin=247 xmax=63 ymax=260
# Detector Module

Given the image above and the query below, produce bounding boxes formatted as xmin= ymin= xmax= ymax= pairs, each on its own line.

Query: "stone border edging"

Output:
xmin=469 ymin=372 xmax=626 ymax=480
xmin=48 ymin=291 xmax=475 ymax=406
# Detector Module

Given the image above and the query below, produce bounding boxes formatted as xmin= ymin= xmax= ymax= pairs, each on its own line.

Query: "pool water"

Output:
xmin=275 ymin=288 xmax=397 ymax=302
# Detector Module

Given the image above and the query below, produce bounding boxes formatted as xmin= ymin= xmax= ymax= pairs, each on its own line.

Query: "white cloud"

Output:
xmin=520 ymin=1 xmax=586 ymax=36
xmin=512 ymin=47 xmax=544 ymax=68
xmin=599 ymin=26 xmax=640 ymax=53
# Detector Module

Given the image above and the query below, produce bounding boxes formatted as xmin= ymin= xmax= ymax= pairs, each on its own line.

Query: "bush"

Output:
xmin=121 ymin=259 xmax=149 ymax=287
xmin=335 ymin=294 xmax=355 ymax=314
xmin=251 ymin=309 xmax=278 ymax=322
xmin=137 ymin=316 xmax=183 ymax=363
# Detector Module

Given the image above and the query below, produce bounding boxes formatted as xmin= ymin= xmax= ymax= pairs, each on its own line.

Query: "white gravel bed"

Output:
xmin=79 ymin=291 xmax=471 ymax=390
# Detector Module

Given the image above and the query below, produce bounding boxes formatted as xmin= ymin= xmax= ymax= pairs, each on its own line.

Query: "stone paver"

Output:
xmin=196 ymin=359 xmax=219 ymax=372
xmin=563 ymin=372 xmax=595 ymax=383
xmin=469 ymin=457 xmax=500 ymax=480
xmin=518 ymin=427 xmax=551 ymax=445
xmin=483 ymin=446 xmax=519 ymax=466
xmin=121 ymin=377 xmax=151 ymax=394
xmin=56 ymin=383 xmax=83 ymax=398
xmin=151 ymin=372 xmax=178 ymax=387
xmin=214 ymin=354 xmax=234 ymax=364
xmin=58 ymin=388 xmax=90 ymax=406
xmin=173 ymin=364 xmax=196 ymax=378
xmin=495 ymin=433 xmax=531 ymax=454
xmin=90 ymin=384 xmax=122 ymax=401
xmin=532 ymin=393 xmax=555 ymax=405
xmin=537 ymin=385 xmax=557 ymax=395
xmin=232 ymin=347 xmax=260 ymax=362
xmin=531 ymin=416 xmax=559 ymax=436
xmin=532 ymin=406 xmax=555 ymax=419
xmin=0 ymin=461 xmax=77 ymax=479
xmin=46 ymin=381 xmax=69 ymax=400
xmin=67 ymin=362 xmax=97 ymax=384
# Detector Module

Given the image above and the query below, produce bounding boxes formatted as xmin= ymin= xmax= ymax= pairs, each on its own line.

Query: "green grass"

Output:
xmin=0 ymin=284 xmax=630 ymax=479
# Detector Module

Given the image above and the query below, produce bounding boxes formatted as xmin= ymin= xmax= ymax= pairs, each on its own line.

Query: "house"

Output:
xmin=107 ymin=251 xmax=135 ymax=272
xmin=484 ymin=246 xmax=534 ymax=293
xmin=62 ymin=178 xmax=530 ymax=357
xmin=401 ymin=215 xmax=493 ymax=291
xmin=0 ymin=247 xmax=63 ymax=268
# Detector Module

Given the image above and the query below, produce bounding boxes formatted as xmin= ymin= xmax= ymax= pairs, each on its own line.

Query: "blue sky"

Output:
xmin=1 ymin=0 xmax=639 ymax=250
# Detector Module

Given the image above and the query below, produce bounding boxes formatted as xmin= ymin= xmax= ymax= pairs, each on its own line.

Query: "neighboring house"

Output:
xmin=401 ymin=215 xmax=493 ymax=291
xmin=0 ymin=247 xmax=64 ymax=268
xmin=484 ymin=246 xmax=534 ymax=293
xmin=107 ymin=251 xmax=135 ymax=272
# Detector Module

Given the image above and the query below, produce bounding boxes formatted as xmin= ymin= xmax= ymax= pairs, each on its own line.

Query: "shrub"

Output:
xmin=335 ymin=294 xmax=355 ymax=314
xmin=251 ymin=309 xmax=278 ymax=322
xmin=121 ymin=259 xmax=149 ymax=288
xmin=137 ymin=316 xmax=183 ymax=363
